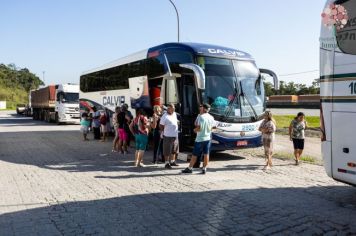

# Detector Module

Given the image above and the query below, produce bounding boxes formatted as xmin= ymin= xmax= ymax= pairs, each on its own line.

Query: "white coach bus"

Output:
xmin=80 ymin=42 xmax=278 ymax=150
xmin=320 ymin=0 xmax=356 ymax=185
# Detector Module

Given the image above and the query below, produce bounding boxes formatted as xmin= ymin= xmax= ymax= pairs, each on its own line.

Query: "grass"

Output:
xmin=274 ymin=115 xmax=320 ymax=129
xmin=273 ymin=151 xmax=318 ymax=164
xmin=236 ymin=148 xmax=320 ymax=165
xmin=0 ymin=85 xmax=28 ymax=110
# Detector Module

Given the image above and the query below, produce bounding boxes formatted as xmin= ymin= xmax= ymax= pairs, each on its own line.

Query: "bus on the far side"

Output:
xmin=80 ymin=42 xmax=278 ymax=151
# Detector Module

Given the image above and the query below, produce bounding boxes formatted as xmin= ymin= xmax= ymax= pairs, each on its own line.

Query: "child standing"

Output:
xmin=99 ymin=111 xmax=107 ymax=142
xmin=80 ymin=113 xmax=90 ymax=141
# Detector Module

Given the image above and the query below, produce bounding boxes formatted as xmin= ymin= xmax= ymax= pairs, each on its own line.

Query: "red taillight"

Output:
xmin=148 ymin=51 xmax=159 ymax=58
xmin=320 ymin=103 xmax=326 ymax=141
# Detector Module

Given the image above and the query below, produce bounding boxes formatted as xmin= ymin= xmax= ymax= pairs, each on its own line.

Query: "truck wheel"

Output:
xmin=55 ymin=113 xmax=60 ymax=125
xmin=33 ymin=111 xmax=38 ymax=120
xmin=46 ymin=111 xmax=50 ymax=123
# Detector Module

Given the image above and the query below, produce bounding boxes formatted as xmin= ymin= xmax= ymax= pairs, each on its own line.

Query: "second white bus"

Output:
xmin=320 ymin=0 xmax=356 ymax=185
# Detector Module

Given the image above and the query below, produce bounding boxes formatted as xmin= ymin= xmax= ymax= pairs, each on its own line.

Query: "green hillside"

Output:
xmin=0 ymin=64 xmax=43 ymax=109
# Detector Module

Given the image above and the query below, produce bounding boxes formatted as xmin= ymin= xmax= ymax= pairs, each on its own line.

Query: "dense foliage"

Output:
xmin=0 ymin=63 xmax=44 ymax=108
xmin=264 ymin=79 xmax=320 ymax=97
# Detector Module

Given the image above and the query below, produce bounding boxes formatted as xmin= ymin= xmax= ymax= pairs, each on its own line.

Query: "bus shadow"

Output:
xmin=210 ymin=151 xmax=245 ymax=161
xmin=1 ymin=186 xmax=356 ymax=235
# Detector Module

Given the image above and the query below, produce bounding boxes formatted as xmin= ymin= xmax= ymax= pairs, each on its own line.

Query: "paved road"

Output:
xmin=0 ymin=111 xmax=355 ymax=235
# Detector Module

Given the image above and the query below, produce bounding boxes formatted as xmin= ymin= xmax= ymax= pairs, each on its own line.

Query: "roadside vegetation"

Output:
xmin=0 ymin=64 xmax=43 ymax=109
xmin=274 ymin=115 xmax=320 ymax=129
xmin=264 ymin=79 xmax=320 ymax=97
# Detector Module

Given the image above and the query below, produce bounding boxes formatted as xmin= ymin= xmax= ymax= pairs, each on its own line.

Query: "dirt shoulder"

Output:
xmin=235 ymin=134 xmax=322 ymax=165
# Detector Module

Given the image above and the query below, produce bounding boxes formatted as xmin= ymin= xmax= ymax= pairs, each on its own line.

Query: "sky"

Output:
xmin=0 ymin=0 xmax=326 ymax=86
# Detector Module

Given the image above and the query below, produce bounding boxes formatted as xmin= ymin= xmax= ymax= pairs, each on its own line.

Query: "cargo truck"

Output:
xmin=31 ymin=84 xmax=80 ymax=124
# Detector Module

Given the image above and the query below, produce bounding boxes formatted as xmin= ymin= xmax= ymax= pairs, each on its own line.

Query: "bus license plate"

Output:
xmin=236 ymin=141 xmax=248 ymax=146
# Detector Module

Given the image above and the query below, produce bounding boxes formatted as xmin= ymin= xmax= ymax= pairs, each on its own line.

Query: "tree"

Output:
xmin=0 ymin=64 xmax=44 ymax=92
xmin=264 ymin=82 xmax=275 ymax=97
xmin=267 ymin=79 xmax=320 ymax=96
xmin=308 ymin=78 xmax=320 ymax=94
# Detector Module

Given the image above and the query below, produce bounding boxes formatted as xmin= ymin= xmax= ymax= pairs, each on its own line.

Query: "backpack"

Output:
xmin=100 ymin=114 xmax=107 ymax=125
xmin=133 ymin=115 xmax=147 ymax=134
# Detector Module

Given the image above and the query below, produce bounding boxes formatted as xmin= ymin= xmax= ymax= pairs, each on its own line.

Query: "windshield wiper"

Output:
xmin=239 ymin=80 xmax=258 ymax=121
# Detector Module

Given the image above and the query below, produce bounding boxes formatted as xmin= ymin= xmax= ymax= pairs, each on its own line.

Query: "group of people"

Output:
xmin=128 ymin=103 xmax=182 ymax=169
xmin=136 ymin=102 xmax=216 ymax=173
xmin=80 ymin=101 xmax=309 ymax=173
xmin=259 ymin=111 xmax=308 ymax=170
xmin=80 ymin=106 xmax=113 ymax=142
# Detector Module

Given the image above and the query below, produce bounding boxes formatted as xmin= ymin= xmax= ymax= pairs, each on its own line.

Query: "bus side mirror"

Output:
xmin=260 ymin=69 xmax=279 ymax=90
xmin=179 ymin=63 xmax=206 ymax=90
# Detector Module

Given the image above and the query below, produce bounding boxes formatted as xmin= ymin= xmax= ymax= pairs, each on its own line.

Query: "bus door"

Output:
xmin=179 ymin=74 xmax=198 ymax=146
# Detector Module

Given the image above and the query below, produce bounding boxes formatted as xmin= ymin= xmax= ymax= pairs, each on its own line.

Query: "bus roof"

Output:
xmin=81 ymin=42 xmax=253 ymax=75
xmin=148 ymin=42 xmax=253 ymax=60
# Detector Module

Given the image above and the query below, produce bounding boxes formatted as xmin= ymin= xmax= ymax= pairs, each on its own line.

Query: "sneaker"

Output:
xmin=181 ymin=168 xmax=193 ymax=174
xmin=165 ymin=163 xmax=172 ymax=169
xmin=201 ymin=168 xmax=207 ymax=174
xmin=170 ymin=162 xmax=179 ymax=167
xmin=111 ymin=149 xmax=117 ymax=153
xmin=139 ymin=162 xmax=145 ymax=167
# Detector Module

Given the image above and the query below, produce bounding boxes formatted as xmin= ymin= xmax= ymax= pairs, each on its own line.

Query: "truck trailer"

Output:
xmin=31 ymin=84 xmax=80 ymax=124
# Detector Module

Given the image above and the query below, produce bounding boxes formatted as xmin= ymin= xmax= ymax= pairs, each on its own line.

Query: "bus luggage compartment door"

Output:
xmin=331 ymin=112 xmax=356 ymax=185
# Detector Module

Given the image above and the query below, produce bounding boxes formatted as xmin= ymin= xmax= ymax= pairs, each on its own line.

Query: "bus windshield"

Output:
xmin=198 ymin=56 xmax=264 ymax=119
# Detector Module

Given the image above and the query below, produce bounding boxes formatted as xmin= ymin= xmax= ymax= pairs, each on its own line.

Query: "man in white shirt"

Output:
xmin=160 ymin=103 xmax=179 ymax=169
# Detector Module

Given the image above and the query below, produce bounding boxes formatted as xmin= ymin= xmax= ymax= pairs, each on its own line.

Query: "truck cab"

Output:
xmin=55 ymin=84 xmax=80 ymax=124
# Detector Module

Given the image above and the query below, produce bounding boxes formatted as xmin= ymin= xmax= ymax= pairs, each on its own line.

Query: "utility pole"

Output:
xmin=168 ymin=0 xmax=180 ymax=42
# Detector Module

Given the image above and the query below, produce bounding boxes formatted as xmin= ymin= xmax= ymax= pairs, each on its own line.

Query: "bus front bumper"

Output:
xmin=211 ymin=133 xmax=262 ymax=151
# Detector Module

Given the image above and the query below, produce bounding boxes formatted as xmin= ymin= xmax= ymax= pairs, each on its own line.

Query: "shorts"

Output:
xmin=163 ymin=136 xmax=179 ymax=157
xmin=192 ymin=140 xmax=211 ymax=157
xmin=80 ymin=126 xmax=89 ymax=134
xmin=292 ymin=138 xmax=304 ymax=150
xmin=101 ymin=124 xmax=107 ymax=133
xmin=135 ymin=134 xmax=148 ymax=151
xmin=118 ymin=128 xmax=128 ymax=141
